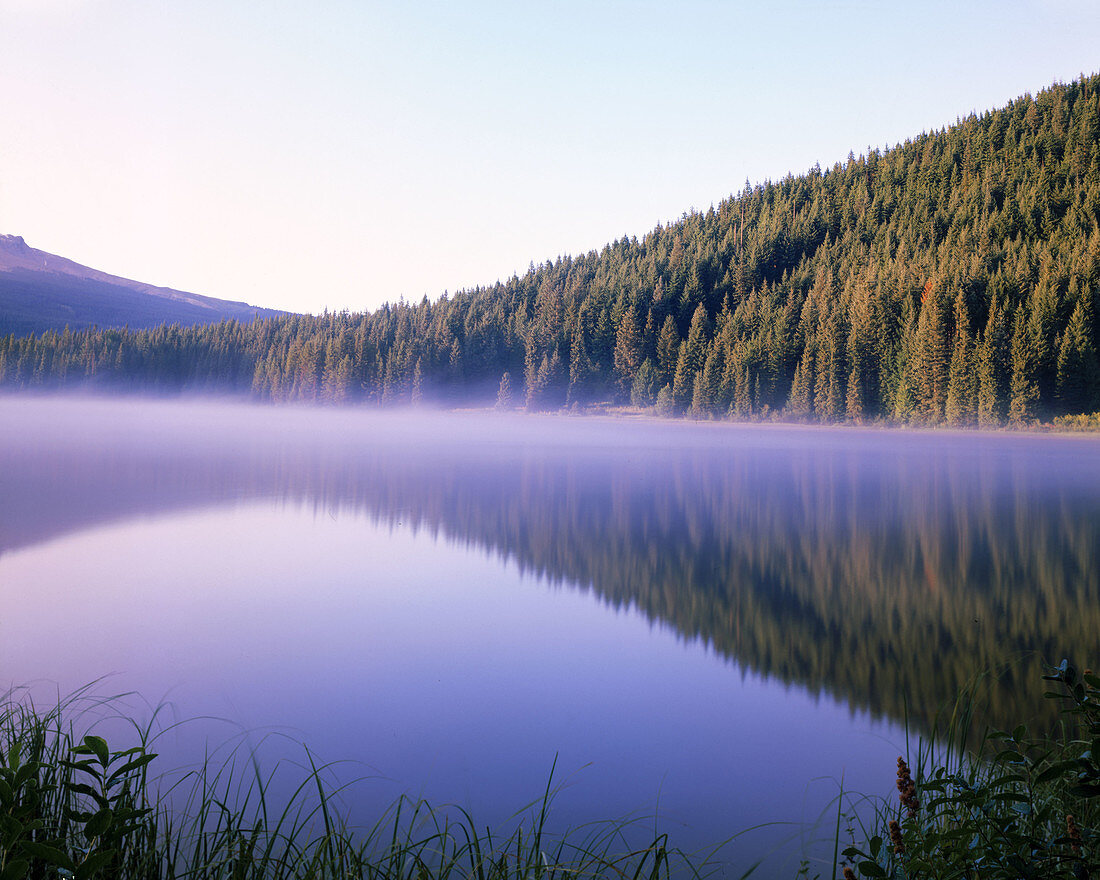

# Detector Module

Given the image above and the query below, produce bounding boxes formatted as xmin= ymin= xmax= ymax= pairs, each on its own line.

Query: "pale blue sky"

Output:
xmin=2 ymin=0 xmax=1098 ymax=313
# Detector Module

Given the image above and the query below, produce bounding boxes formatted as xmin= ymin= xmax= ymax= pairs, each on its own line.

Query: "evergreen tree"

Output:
xmin=567 ymin=330 xmax=597 ymax=404
xmin=944 ymin=290 xmax=974 ymax=426
xmin=496 ymin=371 xmax=513 ymax=410
xmin=977 ymin=294 xmax=1010 ymax=426
xmin=654 ymin=383 xmax=675 ymax=416
xmin=630 ymin=358 xmax=660 ymax=406
xmin=655 ymin=315 xmax=681 ymax=389
xmin=914 ymin=285 xmax=949 ymax=423
xmin=1056 ymin=298 xmax=1100 ymax=412
xmin=613 ymin=309 xmax=644 ymax=399
xmin=1009 ymin=304 xmax=1040 ymax=424
xmin=411 ymin=357 xmax=424 ymax=405
xmin=671 ymin=304 xmax=709 ymax=410
xmin=845 ymin=281 xmax=877 ymax=421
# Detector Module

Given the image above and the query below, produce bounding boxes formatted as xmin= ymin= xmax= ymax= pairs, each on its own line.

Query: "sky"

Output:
xmin=1 ymin=1 xmax=1099 ymax=315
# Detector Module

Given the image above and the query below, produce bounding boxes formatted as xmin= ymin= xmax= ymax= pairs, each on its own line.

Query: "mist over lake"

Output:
xmin=2 ymin=396 xmax=1099 ymax=878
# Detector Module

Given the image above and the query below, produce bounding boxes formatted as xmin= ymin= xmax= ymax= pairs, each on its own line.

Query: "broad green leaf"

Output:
xmin=81 ymin=736 xmax=110 ymax=767
xmin=75 ymin=850 xmax=115 ymax=880
xmin=0 ymin=859 xmax=29 ymax=880
xmin=106 ymin=753 xmax=156 ymax=785
xmin=1033 ymin=760 xmax=1077 ymax=784
xmin=84 ymin=808 xmax=113 ymax=839
xmin=12 ymin=763 xmax=40 ymax=789
xmin=21 ymin=842 xmax=75 ymax=871
xmin=60 ymin=759 xmax=103 ymax=781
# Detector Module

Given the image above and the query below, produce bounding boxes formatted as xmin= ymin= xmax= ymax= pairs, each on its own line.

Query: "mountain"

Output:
xmin=2 ymin=74 xmax=1099 ymax=425
xmin=0 ymin=234 xmax=283 ymax=336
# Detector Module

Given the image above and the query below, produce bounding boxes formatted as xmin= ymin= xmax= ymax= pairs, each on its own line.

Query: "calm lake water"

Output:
xmin=2 ymin=396 xmax=1099 ymax=878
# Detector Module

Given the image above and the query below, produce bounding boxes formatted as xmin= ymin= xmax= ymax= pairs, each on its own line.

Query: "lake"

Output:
xmin=2 ymin=396 xmax=1098 ymax=878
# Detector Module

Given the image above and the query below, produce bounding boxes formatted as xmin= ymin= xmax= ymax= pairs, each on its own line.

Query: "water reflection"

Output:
xmin=3 ymin=398 xmax=1097 ymax=736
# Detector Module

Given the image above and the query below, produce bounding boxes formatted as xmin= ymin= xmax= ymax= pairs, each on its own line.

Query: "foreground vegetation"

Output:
xmin=3 ymin=73 xmax=1100 ymax=425
xmin=0 ymin=690 xmax=694 ymax=880
xmin=3 ymin=661 xmax=1097 ymax=879
xmin=837 ymin=660 xmax=1099 ymax=880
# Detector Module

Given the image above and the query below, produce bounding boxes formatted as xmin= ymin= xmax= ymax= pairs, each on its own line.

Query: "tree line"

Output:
xmin=3 ymin=74 xmax=1100 ymax=425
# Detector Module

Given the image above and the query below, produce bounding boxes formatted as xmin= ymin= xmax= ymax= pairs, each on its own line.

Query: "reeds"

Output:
xmin=0 ymin=687 xmax=704 ymax=880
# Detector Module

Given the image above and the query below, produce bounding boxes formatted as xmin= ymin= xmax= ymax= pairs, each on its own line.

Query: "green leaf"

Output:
xmin=987 ymin=771 xmax=1027 ymax=787
xmin=858 ymin=860 xmax=887 ymax=878
xmin=106 ymin=753 xmax=156 ymax=785
xmin=1033 ymin=760 xmax=1077 ymax=785
xmin=12 ymin=763 xmax=40 ymax=790
xmin=988 ymin=791 xmax=1030 ymax=803
xmin=61 ymin=759 xmax=103 ymax=781
xmin=66 ymin=783 xmax=109 ymax=811
xmin=75 ymin=850 xmax=115 ymax=880
xmin=0 ymin=859 xmax=29 ymax=880
xmin=63 ymin=806 xmax=94 ymax=823
xmin=3 ymin=816 xmax=24 ymax=841
xmin=84 ymin=808 xmax=113 ymax=839
xmin=20 ymin=842 xmax=75 ymax=872
xmin=81 ymin=736 xmax=110 ymax=767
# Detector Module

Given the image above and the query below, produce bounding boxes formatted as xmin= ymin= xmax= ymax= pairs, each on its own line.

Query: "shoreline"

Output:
xmin=6 ymin=387 xmax=1099 ymax=442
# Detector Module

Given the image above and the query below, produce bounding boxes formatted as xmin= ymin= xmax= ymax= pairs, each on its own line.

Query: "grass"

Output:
xmin=0 ymin=686 xmax=708 ymax=880
xmin=6 ymin=660 xmax=1097 ymax=880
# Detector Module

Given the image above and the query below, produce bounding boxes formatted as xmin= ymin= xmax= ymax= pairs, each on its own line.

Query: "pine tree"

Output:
xmin=1056 ymin=298 xmax=1100 ymax=412
xmin=655 ymin=315 xmax=681 ymax=389
xmin=845 ymin=281 xmax=877 ymax=420
xmin=496 ymin=371 xmax=513 ymax=410
xmin=788 ymin=354 xmax=813 ymax=417
xmin=944 ymin=291 xmax=974 ymax=425
xmin=692 ymin=344 xmax=722 ymax=417
xmin=654 ymin=383 xmax=675 ymax=416
xmin=631 ymin=358 xmax=660 ymax=406
xmin=671 ymin=304 xmax=709 ymax=410
xmin=914 ymin=286 xmax=949 ymax=423
xmin=815 ymin=309 xmax=846 ymax=420
xmin=977 ymin=294 xmax=1009 ymax=426
xmin=1009 ymin=304 xmax=1040 ymax=424
xmin=410 ymin=357 xmax=424 ymax=405
xmin=567 ymin=330 xmax=597 ymax=404
xmin=613 ymin=310 xmax=644 ymax=399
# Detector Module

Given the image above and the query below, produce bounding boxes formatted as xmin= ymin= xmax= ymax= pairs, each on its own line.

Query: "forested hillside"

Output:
xmin=3 ymin=75 xmax=1100 ymax=424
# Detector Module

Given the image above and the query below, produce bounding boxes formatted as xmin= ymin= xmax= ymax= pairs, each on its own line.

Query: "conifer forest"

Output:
xmin=4 ymin=75 xmax=1100 ymax=426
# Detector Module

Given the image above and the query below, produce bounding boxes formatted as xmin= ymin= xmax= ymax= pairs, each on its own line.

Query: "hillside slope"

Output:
xmin=0 ymin=235 xmax=283 ymax=336
xmin=2 ymin=74 xmax=1099 ymax=424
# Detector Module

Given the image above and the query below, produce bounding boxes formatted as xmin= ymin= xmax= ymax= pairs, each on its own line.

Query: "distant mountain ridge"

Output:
xmin=0 ymin=234 xmax=284 ymax=336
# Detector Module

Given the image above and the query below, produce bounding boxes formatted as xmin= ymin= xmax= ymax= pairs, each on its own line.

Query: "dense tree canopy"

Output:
xmin=4 ymin=74 xmax=1100 ymax=425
